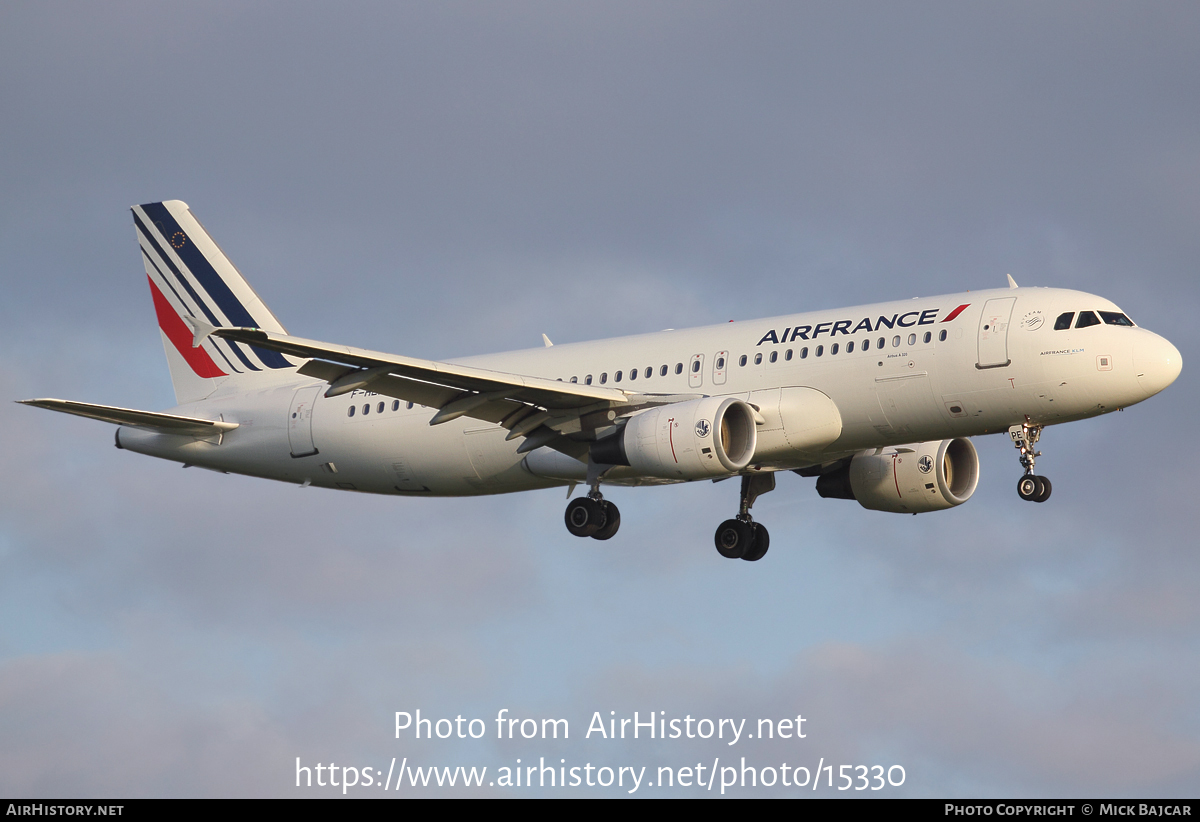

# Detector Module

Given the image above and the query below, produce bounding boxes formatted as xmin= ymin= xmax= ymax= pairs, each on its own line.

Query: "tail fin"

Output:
xmin=132 ymin=200 xmax=297 ymax=403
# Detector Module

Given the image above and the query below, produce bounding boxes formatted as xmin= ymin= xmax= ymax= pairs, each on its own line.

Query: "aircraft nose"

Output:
xmin=1133 ymin=332 xmax=1182 ymax=397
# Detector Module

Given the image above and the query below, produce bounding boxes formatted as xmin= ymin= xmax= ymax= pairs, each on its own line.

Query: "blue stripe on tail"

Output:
xmin=139 ymin=202 xmax=292 ymax=370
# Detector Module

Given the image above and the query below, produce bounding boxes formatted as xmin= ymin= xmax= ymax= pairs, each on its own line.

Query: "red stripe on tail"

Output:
xmin=147 ymin=276 xmax=226 ymax=378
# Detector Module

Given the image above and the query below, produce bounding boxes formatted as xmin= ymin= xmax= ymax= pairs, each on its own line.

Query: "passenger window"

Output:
xmin=1054 ymin=312 xmax=1075 ymax=330
xmin=645 ymin=367 xmax=653 ymax=378
xmin=800 ymin=347 xmax=808 ymax=359
xmin=862 ymin=339 xmax=870 ymax=351
xmin=892 ymin=336 xmax=900 ymax=347
xmin=831 ymin=343 xmax=839 ymax=355
xmin=675 ymin=363 xmax=683 ymax=375
xmin=739 ymin=355 xmax=747 ymax=367
xmin=585 ymin=375 xmax=593 ymax=385
xmin=614 ymin=371 xmax=622 ymax=382
xmin=362 ymin=404 xmax=370 ymax=415
xmin=716 ymin=357 xmax=726 ymax=369
xmin=392 ymin=400 xmax=400 ymax=411
xmin=754 ymin=353 xmax=762 ymax=365
xmin=847 ymin=341 xmax=855 ymax=353
xmin=908 ymin=333 xmax=916 ymax=345
xmin=785 ymin=349 xmax=793 ymax=361
xmin=769 ymin=351 xmax=778 ymax=363
xmin=377 ymin=402 xmax=385 ymax=414
xmin=660 ymin=365 xmax=668 ymax=376
xmin=816 ymin=345 xmax=824 ymax=357
xmin=628 ymin=368 xmax=637 ymax=381
xmin=570 ymin=376 xmax=578 ymax=383
xmin=1099 ymin=311 xmax=1134 ymax=327
xmin=407 ymin=402 xmax=414 ymax=409
xmin=1076 ymin=311 xmax=1100 ymax=329
xmin=347 ymin=406 xmax=355 ymax=417
xmin=922 ymin=331 xmax=931 ymax=343
xmin=691 ymin=360 xmax=701 ymax=373
xmin=877 ymin=337 xmax=885 ymax=349
xmin=938 ymin=329 xmax=947 ymax=342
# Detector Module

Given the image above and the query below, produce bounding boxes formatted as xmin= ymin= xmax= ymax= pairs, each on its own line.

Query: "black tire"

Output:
xmin=565 ymin=497 xmax=605 ymax=537
xmin=591 ymin=501 xmax=621 ymax=540
xmin=742 ymin=523 xmax=770 ymax=562
xmin=1033 ymin=475 xmax=1052 ymax=503
xmin=1017 ymin=475 xmax=1040 ymax=501
xmin=714 ymin=519 xmax=752 ymax=559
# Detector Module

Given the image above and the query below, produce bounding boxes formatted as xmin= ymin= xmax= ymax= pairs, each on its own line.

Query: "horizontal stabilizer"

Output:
xmin=18 ymin=399 xmax=238 ymax=437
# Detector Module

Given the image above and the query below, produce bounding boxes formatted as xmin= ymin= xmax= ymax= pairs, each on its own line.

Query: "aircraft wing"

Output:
xmin=211 ymin=327 xmax=695 ymax=457
xmin=18 ymin=399 xmax=238 ymax=438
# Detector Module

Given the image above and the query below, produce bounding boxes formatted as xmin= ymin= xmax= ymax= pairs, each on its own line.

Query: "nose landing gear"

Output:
xmin=714 ymin=473 xmax=774 ymax=561
xmin=1010 ymin=422 xmax=1052 ymax=503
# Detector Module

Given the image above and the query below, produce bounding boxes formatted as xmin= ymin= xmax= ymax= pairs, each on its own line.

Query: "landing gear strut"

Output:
xmin=564 ymin=462 xmax=621 ymax=540
xmin=1009 ymin=422 xmax=1052 ymax=503
xmin=714 ymin=472 xmax=774 ymax=561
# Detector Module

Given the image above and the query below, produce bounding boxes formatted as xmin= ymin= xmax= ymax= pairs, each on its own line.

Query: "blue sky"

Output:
xmin=2 ymin=1 xmax=1198 ymax=796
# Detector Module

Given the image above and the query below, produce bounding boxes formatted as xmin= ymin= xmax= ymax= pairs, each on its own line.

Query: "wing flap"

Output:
xmin=18 ymin=399 xmax=238 ymax=437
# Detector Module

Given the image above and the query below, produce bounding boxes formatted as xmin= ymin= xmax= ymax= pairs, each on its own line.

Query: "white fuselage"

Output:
xmin=115 ymin=286 xmax=1181 ymax=497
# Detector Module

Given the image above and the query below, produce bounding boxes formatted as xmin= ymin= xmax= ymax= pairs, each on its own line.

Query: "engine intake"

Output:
xmin=591 ymin=396 xmax=757 ymax=479
xmin=816 ymin=438 xmax=979 ymax=514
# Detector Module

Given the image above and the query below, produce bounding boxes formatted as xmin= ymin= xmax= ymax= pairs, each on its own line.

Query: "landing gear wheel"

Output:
xmin=1017 ymin=475 xmax=1041 ymax=502
xmin=715 ymin=519 xmax=752 ymax=559
xmin=1032 ymin=475 xmax=1052 ymax=503
xmin=591 ymin=501 xmax=621 ymax=540
xmin=565 ymin=497 xmax=606 ymax=537
xmin=741 ymin=523 xmax=770 ymax=562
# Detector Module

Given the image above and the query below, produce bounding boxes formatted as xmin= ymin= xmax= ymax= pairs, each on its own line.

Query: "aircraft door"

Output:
xmin=712 ymin=351 xmax=729 ymax=385
xmin=287 ymin=385 xmax=322 ymax=457
xmin=689 ymin=354 xmax=704 ymax=389
xmin=977 ymin=297 xmax=1016 ymax=369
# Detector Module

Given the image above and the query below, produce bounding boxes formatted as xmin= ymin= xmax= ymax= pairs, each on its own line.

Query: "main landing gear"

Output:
xmin=565 ymin=461 xmax=621 ymax=540
xmin=1009 ymin=422 xmax=1052 ymax=503
xmin=565 ymin=492 xmax=621 ymax=540
xmin=714 ymin=473 xmax=775 ymax=562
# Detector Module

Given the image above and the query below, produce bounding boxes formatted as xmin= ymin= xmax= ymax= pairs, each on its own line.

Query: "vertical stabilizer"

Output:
xmin=132 ymin=200 xmax=297 ymax=403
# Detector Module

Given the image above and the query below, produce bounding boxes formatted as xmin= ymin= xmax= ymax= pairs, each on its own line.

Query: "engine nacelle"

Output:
xmin=591 ymin=397 xmax=757 ymax=479
xmin=816 ymin=438 xmax=979 ymax=514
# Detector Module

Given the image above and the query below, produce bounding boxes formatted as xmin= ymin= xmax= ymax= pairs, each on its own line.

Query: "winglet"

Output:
xmin=1007 ymin=273 xmax=1019 ymax=289
xmin=182 ymin=315 xmax=217 ymax=348
xmin=542 ymin=334 xmax=553 ymax=348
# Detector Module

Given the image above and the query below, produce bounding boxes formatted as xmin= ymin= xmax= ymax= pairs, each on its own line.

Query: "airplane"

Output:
xmin=20 ymin=201 xmax=1183 ymax=562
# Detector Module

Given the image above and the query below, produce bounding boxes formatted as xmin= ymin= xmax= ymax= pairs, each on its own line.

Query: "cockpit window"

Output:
xmin=1054 ymin=312 xmax=1075 ymax=330
xmin=1099 ymin=311 xmax=1134 ymax=327
xmin=1075 ymin=311 xmax=1101 ymax=329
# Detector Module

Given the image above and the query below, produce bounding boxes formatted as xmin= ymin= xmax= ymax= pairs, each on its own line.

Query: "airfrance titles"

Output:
xmin=755 ymin=304 xmax=968 ymax=347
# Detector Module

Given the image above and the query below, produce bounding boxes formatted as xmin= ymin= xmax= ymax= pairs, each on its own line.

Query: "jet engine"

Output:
xmin=591 ymin=396 xmax=757 ymax=480
xmin=815 ymin=438 xmax=979 ymax=514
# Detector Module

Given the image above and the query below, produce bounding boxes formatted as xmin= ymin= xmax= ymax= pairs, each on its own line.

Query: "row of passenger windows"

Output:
xmin=569 ymin=362 xmax=686 ymax=386
xmin=564 ymin=329 xmax=950 ymax=384
xmin=1054 ymin=310 xmax=1134 ymax=330
xmin=347 ymin=399 xmax=416 ymax=417
xmin=738 ymin=329 xmax=948 ymax=366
